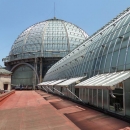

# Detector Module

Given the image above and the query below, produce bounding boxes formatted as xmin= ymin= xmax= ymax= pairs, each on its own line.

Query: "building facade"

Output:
xmin=0 ymin=66 xmax=12 ymax=91
xmin=3 ymin=18 xmax=88 ymax=87
xmin=43 ymin=7 xmax=130 ymax=118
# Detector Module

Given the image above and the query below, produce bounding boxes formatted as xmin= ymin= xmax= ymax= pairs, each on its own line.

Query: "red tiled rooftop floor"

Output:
xmin=0 ymin=90 xmax=130 ymax=130
xmin=0 ymin=91 xmax=79 ymax=130
xmin=37 ymin=90 xmax=130 ymax=130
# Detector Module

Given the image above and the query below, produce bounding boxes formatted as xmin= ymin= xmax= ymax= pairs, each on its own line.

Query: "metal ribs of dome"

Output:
xmin=9 ymin=18 xmax=88 ymax=60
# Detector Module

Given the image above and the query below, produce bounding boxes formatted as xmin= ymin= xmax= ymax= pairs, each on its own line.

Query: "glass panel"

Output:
xmin=104 ymin=25 xmax=114 ymax=36
xmin=107 ymin=32 xmax=114 ymax=42
xmin=83 ymin=88 xmax=86 ymax=102
xmin=125 ymin=46 xmax=130 ymax=65
xmin=108 ymin=39 xmax=116 ymax=53
xmin=121 ymin=32 xmax=130 ymax=49
xmin=99 ymin=69 xmax=104 ymax=74
xmin=111 ymin=20 xmax=122 ymax=33
xmin=89 ymin=89 xmax=92 ymax=104
xmin=12 ymin=65 xmax=34 ymax=85
xmin=125 ymin=24 xmax=130 ymax=34
xmin=99 ymin=55 xmax=106 ymax=70
xmin=103 ymin=90 xmax=108 ymax=109
xmin=124 ymin=78 xmax=130 ymax=116
xmin=98 ymin=46 xmax=105 ymax=57
xmin=112 ymin=29 xmax=121 ymax=40
xmin=118 ymin=65 xmax=124 ymax=71
xmin=104 ymin=53 xmax=112 ymax=69
xmin=98 ymin=89 xmax=102 ymax=108
xmin=79 ymin=88 xmax=83 ymax=100
xmin=102 ymin=45 xmax=109 ymax=55
xmin=111 ymin=51 xmax=118 ymax=71
xmin=117 ymin=48 xmax=126 ymax=66
xmin=85 ymin=88 xmax=88 ymax=103
xmin=118 ymin=15 xmax=129 ymax=28
xmin=124 ymin=14 xmax=130 ymax=25
xmin=93 ymin=89 xmax=97 ymax=106
xmin=114 ymin=39 xmax=121 ymax=51
xmin=93 ymin=48 xmax=99 ymax=59
xmin=87 ymin=60 xmax=92 ymax=72
xmin=94 ymin=57 xmax=102 ymax=71
xmin=90 ymin=60 xmax=95 ymax=73
xmin=125 ymin=64 xmax=130 ymax=70
xmin=106 ymin=32 xmax=114 ymax=44
xmin=100 ymin=35 xmax=109 ymax=45
xmin=84 ymin=62 xmax=89 ymax=74
xmin=98 ymin=38 xmax=106 ymax=47
xmin=119 ymin=25 xmax=128 ymax=36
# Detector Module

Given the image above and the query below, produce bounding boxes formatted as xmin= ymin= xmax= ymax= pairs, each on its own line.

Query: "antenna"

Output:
xmin=54 ymin=2 xmax=55 ymax=17
xmin=54 ymin=2 xmax=56 ymax=19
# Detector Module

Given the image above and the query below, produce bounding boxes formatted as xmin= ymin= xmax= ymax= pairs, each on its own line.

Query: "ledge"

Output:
xmin=0 ymin=90 xmax=15 ymax=102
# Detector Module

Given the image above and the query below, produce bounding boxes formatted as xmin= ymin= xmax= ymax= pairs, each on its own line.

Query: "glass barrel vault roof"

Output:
xmin=44 ymin=7 xmax=130 ymax=81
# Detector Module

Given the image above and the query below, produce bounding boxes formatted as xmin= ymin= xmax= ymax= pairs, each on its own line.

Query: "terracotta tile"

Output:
xmin=0 ymin=91 xmax=79 ymax=130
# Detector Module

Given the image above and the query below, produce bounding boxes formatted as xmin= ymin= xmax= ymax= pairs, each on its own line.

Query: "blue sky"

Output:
xmin=0 ymin=0 xmax=130 ymax=66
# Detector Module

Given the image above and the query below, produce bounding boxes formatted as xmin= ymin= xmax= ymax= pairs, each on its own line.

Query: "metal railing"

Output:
xmin=2 ymin=51 xmax=68 ymax=63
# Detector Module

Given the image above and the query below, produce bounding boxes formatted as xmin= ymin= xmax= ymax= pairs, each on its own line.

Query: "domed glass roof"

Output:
xmin=9 ymin=18 xmax=88 ymax=59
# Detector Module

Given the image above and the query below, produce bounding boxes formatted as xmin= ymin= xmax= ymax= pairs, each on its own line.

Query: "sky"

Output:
xmin=0 ymin=0 xmax=130 ymax=66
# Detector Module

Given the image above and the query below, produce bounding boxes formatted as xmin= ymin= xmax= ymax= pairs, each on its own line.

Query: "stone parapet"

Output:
xmin=0 ymin=90 xmax=15 ymax=102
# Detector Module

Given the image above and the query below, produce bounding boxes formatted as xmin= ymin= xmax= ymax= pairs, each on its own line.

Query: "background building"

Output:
xmin=0 ymin=66 xmax=12 ymax=91
xmin=43 ymin=7 xmax=130 ymax=118
xmin=2 ymin=18 xmax=88 ymax=88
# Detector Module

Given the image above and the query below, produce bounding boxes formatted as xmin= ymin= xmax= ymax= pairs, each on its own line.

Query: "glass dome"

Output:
xmin=9 ymin=18 xmax=88 ymax=59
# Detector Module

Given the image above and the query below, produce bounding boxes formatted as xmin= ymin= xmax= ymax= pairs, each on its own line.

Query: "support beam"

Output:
xmin=66 ymin=88 xmax=82 ymax=101
xmin=34 ymin=57 xmax=37 ymax=90
xmin=53 ymin=88 xmax=64 ymax=95
xmin=46 ymin=86 xmax=54 ymax=93
xmin=42 ymin=86 xmax=48 ymax=92
xmin=40 ymin=57 xmax=42 ymax=83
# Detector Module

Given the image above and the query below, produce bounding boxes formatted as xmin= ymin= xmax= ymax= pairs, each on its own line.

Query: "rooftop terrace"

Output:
xmin=0 ymin=90 xmax=130 ymax=130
